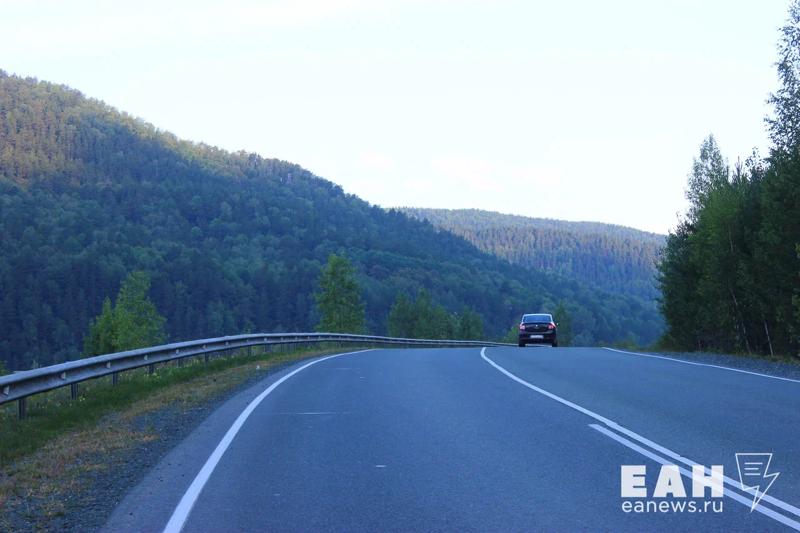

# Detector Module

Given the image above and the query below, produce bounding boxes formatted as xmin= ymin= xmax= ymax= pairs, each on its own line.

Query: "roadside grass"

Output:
xmin=671 ymin=349 xmax=800 ymax=366
xmin=647 ymin=340 xmax=800 ymax=365
xmin=0 ymin=342 xmax=360 ymax=529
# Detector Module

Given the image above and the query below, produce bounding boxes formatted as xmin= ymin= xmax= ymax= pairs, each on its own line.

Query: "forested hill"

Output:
xmin=0 ymin=71 xmax=663 ymax=369
xmin=400 ymin=208 xmax=664 ymax=301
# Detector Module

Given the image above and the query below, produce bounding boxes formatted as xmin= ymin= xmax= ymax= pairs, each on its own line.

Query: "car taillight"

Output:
xmin=519 ymin=324 xmax=525 ymax=331
xmin=548 ymin=323 xmax=556 ymax=330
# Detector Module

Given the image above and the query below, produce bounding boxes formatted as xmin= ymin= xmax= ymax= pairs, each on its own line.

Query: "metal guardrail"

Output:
xmin=0 ymin=332 xmax=511 ymax=418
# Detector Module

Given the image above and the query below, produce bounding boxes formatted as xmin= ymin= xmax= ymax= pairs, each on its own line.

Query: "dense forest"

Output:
xmin=0 ymin=71 xmax=664 ymax=370
xmin=658 ymin=2 xmax=800 ymax=357
xmin=401 ymin=208 xmax=664 ymax=302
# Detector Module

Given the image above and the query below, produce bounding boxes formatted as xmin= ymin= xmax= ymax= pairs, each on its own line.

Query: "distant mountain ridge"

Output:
xmin=0 ymin=71 xmax=664 ymax=369
xmin=400 ymin=208 xmax=664 ymax=302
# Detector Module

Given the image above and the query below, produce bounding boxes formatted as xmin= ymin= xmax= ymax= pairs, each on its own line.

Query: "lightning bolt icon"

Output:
xmin=736 ymin=453 xmax=780 ymax=512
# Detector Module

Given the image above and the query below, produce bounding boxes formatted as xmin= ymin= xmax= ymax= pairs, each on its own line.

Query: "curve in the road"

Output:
xmin=103 ymin=346 xmax=800 ymax=532
xmin=163 ymin=349 xmax=373 ymax=533
xmin=481 ymin=347 xmax=800 ymax=531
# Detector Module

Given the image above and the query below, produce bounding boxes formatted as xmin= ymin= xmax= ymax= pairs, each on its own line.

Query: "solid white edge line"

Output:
xmin=162 ymin=349 xmax=374 ymax=533
xmin=603 ymin=347 xmax=800 ymax=384
xmin=602 ymin=348 xmax=800 ymax=517
xmin=480 ymin=348 xmax=800 ymax=527
xmin=589 ymin=424 xmax=800 ymax=531
xmin=607 ymin=418 xmax=800 ymax=518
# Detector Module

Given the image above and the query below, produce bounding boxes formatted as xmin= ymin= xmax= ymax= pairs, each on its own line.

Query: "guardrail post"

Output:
xmin=0 ymin=335 xmax=513 ymax=415
xmin=18 ymin=397 xmax=27 ymax=419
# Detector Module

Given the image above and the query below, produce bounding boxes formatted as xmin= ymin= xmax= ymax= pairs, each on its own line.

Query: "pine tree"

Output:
xmin=315 ymin=254 xmax=366 ymax=333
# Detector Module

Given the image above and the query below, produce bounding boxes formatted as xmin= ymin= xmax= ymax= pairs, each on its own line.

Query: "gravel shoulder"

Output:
xmin=0 ymin=349 xmax=338 ymax=532
xmin=611 ymin=347 xmax=800 ymax=381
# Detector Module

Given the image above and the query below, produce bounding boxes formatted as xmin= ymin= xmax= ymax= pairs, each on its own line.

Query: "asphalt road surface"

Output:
xmin=105 ymin=347 xmax=800 ymax=532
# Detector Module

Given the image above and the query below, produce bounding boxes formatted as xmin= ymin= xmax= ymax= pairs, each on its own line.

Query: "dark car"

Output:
xmin=518 ymin=313 xmax=558 ymax=347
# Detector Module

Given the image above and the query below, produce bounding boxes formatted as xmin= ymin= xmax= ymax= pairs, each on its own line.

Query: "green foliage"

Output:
xmin=387 ymin=290 xmax=484 ymax=340
xmin=659 ymin=141 xmax=799 ymax=355
xmin=0 ymin=71 xmax=663 ymax=370
xmin=0 ymin=359 xmax=8 ymax=376
xmin=657 ymin=0 xmax=800 ymax=357
xmin=457 ymin=307 xmax=484 ymax=340
xmin=553 ymin=301 xmax=573 ymax=347
xmin=686 ymin=136 xmax=730 ymax=222
xmin=113 ymin=272 xmax=166 ymax=351
xmin=794 ymin=245 xmax=800 ymax=326
xmin=502 ymin=325 xmax=519 ymax=344
xmin=409 ymin=290 xmax=445 ymax=339
xmin=315 ymin=255 xmax=365 ymax=334
xmin=611 ymin=335 xmax=642 ymax=351
xmin=387 ymin=293 xmax=415 ymax=338
xmin=657 ymin=222 xmax=701 ymax=349
xmin=768 ymin=0 xmax=800 ymax=152
xmin=402 ymin=208 xmax=664 ymax=303
xmin=84 ymin=272 xmax=166 ymax=356
xmin=84 ymin=298 xmax=116 ymax=356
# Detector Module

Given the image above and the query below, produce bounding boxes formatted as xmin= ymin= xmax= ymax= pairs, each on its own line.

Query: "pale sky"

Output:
xmin=0 ymin=0 xmax=789 ymax=233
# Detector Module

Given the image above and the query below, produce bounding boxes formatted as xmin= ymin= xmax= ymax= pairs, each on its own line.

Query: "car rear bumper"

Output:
xmin=518 ymin=332 xmax=556 ymax=344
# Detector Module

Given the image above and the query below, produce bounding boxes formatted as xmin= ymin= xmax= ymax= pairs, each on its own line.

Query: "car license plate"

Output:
xmin=531 ymin=334 xmax=543 ymax=339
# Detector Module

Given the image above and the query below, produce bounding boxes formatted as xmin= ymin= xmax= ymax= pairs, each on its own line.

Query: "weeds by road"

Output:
xmin=0 ymin=343 xmax=355 ymax=531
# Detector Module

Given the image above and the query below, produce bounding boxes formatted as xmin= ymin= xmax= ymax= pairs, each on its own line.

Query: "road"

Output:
xmin=105 ymin=347 xmax=800 ymax=532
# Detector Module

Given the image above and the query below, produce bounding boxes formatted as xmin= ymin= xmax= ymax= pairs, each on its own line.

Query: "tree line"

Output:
xmin=402 ymin=208 xmax=664 ymax=303
xmin=658 ymin=1 xmax=800 ymax=356
xmin=387 ymin=290 xmax=484 ymax=340
xmin=82 ymin=255 xmax=486 ymax=357
xmin=316 ymin=253 xmax=487 ymax=340
xmin=0 ymin=70 xmax=664 ymax=370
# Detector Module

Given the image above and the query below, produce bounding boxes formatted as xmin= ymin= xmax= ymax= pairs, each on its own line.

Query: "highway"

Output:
xmin=105 ymin=347 xmax=800 ymax=532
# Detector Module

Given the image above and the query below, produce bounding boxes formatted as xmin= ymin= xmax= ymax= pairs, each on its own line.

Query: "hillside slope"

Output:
xmin=401 ymin=208 xmax=664 ymax=302
xmin=0 ymin=71 xmax=664 ymax=369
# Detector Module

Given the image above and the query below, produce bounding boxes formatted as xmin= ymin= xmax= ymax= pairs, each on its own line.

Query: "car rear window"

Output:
xmin=522 ymin=314 xmax=552 ymax=323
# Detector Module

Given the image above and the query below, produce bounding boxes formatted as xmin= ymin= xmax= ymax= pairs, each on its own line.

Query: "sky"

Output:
xmin=0 ymin=0 xmax=790 ymax=234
